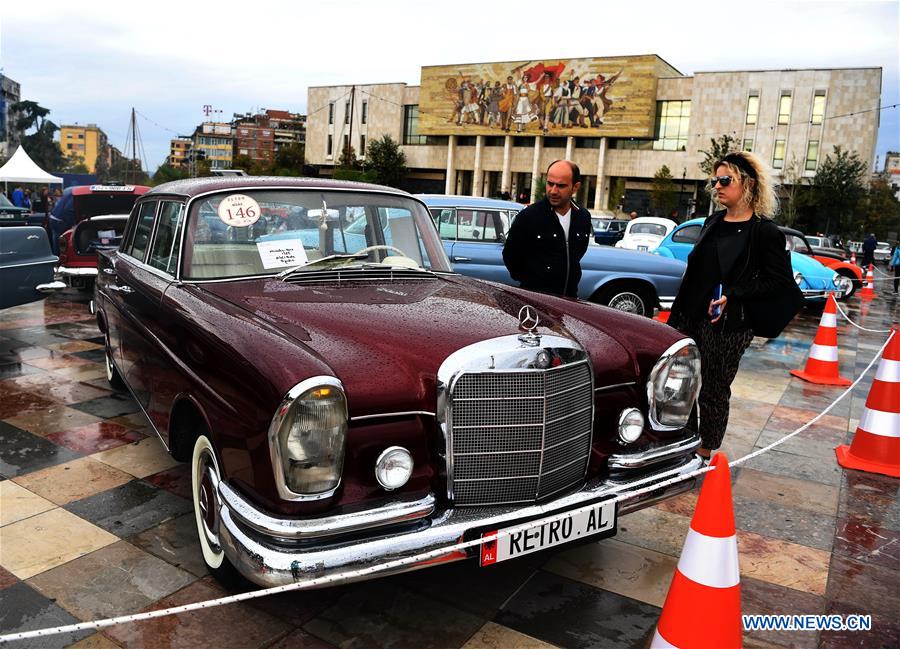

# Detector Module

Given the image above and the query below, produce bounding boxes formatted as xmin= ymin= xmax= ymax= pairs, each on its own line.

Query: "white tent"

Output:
xmin=0 ymin=146 xmax=63 ymax=185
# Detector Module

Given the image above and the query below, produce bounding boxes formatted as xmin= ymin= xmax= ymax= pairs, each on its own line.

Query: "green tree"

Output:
xmin=780 ymin=155 xmax=804 ymax=226
xmin=94 ymin=145 xmax=111 ymax=181
xmin=152 ymin=163 xmax=189 ymax=185
xmin=698 ymin=134 xmax=738 ymax=176
xmin=108 ymin=157 xmax=150 ymax=185
xmin=270 ymin=143 xmax=305 ymax=176
xmin=12 ymin=100 xmax=66 ymax=171
xmin=852 ymin=179 xmax=900 ymax=240
xmin=63 ymin=153 xmax=90 ymax=173
xmin=811 ymin=146 xmax=868 ymax=235
xmin=338 ymin=145 xmax=360 ymax=170
xmin=650 ymin=165 xmax=678 ymax=216
xmin=365 ymin=135 xmax=406 ymax=188
xmin=607 ymin=177 xmax=626 ymax=211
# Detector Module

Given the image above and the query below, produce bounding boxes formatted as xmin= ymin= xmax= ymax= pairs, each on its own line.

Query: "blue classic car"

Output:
xmin=419 ymin=195 xmax=686 ymax=316
xmin=654 ymin=217 xmax=849 ymax=304
xmin=0 ymin=226 xmax=65 ymax=309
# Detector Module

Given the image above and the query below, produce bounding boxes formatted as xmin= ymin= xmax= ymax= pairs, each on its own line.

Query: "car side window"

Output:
xmin=432 ymin=208 xmax=457 ymax=241
xmin=125 ymin=201 xmax=158 ymax=262
xmin=672 ymin=224 xmax=701 ymax=244
xmin=458 ymin=210 xmax=500 ymax=242
xmin=148 ymin=201 xmax=186 ymax=274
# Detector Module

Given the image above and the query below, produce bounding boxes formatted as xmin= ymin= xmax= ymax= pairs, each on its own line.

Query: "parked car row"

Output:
xmin=421 ymin=195 xmax=686 ymax=316
xmin=654 ymin=218 xmax=851 ymax=305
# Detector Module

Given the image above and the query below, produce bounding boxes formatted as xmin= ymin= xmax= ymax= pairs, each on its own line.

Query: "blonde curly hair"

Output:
xmin=710 ymin=151 xmax=778 ymax=218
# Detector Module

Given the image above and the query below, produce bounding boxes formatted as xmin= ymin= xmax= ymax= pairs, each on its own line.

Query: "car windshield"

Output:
xmin=182 ymin=190 xmax=451 ymax=280
xmin=631 ymin=223 xmax=667 ymax=236
xmin=786 ymin=234 xmax=811 ymax=254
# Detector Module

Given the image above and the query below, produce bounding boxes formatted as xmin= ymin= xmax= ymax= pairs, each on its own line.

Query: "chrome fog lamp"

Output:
xmin=270 ymin=377 xmax=347 ymax=499
xmin=646 ymin=340 xmax=702 ymax=430
xmin=617 ymin=408 xmax=644 ymax=443
xmin=794 ymin=272 xmax=804 ymax=287
xmin=375 ymin=446 xmax=414 ymax=490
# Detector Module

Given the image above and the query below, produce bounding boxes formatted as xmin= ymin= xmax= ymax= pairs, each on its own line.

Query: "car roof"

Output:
xmin=417 ymin=194 xmax=526 ymax=210
xmin=629 ymin=217 xmax=677 ymax=227
xmin=146 ymin=176 xmax=414 ymax=199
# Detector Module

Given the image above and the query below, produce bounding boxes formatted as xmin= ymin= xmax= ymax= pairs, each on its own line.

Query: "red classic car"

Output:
xmin=54 ymin=184 xmax=150 ymax=290
xmin=94 ymin=177 xmax=704 ymax=588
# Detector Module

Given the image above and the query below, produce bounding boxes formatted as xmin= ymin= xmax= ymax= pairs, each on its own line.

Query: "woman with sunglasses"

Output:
xmin=667 ymin=151 xmax=788 ymax=462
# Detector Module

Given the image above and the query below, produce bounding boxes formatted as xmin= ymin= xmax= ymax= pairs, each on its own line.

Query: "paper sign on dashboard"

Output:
xmin=256 ymin=240 xmax=308 ymax=269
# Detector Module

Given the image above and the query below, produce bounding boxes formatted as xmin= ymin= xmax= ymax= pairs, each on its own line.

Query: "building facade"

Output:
xmin=59 ymin=124 xmax=109 ymax=173
xmin=169 ymin=138 xmax=191 ymax=168
xmin=0 ymin=74 xmax=22 ymax=159
xmin=191 ymin=122 xmax=233 ymax=170
xmin=307 ymin=58 xmax=882 ymax=217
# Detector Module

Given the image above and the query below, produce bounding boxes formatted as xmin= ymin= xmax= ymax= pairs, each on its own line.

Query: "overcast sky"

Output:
xmin=1 ymin=0 xmax=897 ymax=173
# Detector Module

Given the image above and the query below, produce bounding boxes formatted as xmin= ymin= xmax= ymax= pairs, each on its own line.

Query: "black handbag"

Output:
xmin=740 ymin=223 xmax=804 ymax=338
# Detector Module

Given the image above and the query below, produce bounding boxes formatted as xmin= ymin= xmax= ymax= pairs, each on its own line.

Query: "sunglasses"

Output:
xmin=709 ymin=175 xmax=734 ymax=188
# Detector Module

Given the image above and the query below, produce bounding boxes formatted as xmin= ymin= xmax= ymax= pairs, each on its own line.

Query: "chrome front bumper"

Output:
xmin=58 ymin=266 xmax=98 ymax=277
xmin=216 ymin=439 xmax=702 ymax=588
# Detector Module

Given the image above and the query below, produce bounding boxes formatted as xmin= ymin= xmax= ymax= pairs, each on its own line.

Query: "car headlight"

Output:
xmin=269 ymin=376 xmax=347 ymax=499
xmin=646 ymin=339 xmax=702 ymax=430
xmin=832 ymin=273 xmax=851 ymax=297
xmin=793 ymin=272 xmax=804 ymax=287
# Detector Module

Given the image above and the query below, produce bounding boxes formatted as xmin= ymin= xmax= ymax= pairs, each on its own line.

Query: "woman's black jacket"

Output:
xmin=502 ymin=198 xmax=593 ymax=297
xmin=668 ymin=210 xmax=792 ymax=333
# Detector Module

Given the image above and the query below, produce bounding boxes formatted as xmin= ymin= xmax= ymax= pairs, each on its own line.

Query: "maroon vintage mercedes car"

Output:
xmin=93 ymin=177 xmax=703 ymax=588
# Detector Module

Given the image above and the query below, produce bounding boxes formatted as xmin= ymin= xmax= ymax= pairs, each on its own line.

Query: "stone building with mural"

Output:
xmin=306 ymin=55 xmax=882 ymax=217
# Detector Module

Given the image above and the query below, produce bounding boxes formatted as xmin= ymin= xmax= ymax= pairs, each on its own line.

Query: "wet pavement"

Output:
xmin=0 ymin=285 xmax=897 ymax=649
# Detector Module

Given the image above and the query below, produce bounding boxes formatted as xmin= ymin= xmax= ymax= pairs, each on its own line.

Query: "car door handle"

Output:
xmin=102 ymin=268 xmax=117 ymax=276
xmin=109 ymin=284 xmax=134 ymax=294
xmin=452 ymin=256 xmax=470 ymax=262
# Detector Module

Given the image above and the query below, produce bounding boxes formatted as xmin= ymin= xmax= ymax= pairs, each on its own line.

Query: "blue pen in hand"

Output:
xmin=711 ymin=284 xmax=723 ymax=319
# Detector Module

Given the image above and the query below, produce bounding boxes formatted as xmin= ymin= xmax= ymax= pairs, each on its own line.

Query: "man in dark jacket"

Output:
xmin=502 ymin=160 xmax=592 ymax=297
xmin=861 ymin=233 xmax=877 ymax=267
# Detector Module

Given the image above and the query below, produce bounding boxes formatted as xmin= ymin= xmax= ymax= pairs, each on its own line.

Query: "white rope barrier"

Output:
xmin=0 ymin=331 xmax=896 ymax=644
xmin=833 ymin=300 xmax=895 ymax=334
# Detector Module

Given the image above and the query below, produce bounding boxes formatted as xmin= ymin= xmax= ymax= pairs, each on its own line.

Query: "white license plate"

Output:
xmin=480 ymin=499 xmax=616 ymax=566
xmin=638 ymin=245 xmax=648 ymax=252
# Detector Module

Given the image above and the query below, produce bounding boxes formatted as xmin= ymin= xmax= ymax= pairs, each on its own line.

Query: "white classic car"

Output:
xmin=615 ymin=217 xmax=677 ymax=253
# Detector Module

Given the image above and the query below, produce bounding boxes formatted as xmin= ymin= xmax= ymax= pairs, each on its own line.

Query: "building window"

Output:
xmin=745 ymin=92 xmax=759 ymax=125
xmin=66 ymin=132 xmax=73 ymax=138
xmin=811 ymin=91 xmax=826 ymax=125
xmin=484 ymin=136 xmax=505 ymax=146
xmin=402 ymin=105 xmax=427 ymax=145
xmin=328 ymin=103 xmax=334 ymax=125
xmin=544 ymin=137 xmax=567 ymax=148
xmin=359 ymin=135 xmax=366 ymax=156
xmin=345 ymin=101 xmax=350 ymax=124
xmin=805 ymin=140 xmax=819 ymax=171
xmin=512 ymin=137 xmax=535 ymax=148
xmin=778 ymin=92 xmax=792 ymax=125
xmin=653 ymin=100 xmax=690 ymax=151
xmin=743 ymin=139 xmax=753 ymax=152
xmin=773 ymin=139 xmax=786 ymax=169
xmin=66 ymin=143 xmax=73 ymax=150
xmin=77 ymin=133 xmax=84 ymax=139
xmin=327 ymin=134 xmax=333 ymax=156
xmin=361 ymin=101 xmax=368 ymax=125
xmin=457 ymin=136 xmax=477 ymax=146
xmin=574 ymin=137 xmax=602 ymax=149
xmin=343 ymin=134 xmax=349 ymax=154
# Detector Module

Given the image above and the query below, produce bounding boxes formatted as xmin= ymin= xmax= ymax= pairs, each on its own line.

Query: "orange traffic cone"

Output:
xmin=859 ymin=265 xmax=875 ymax=299
xmin=790 ymin=294 xmax=851 ymax=386
xmin=651 ymin=454 xmax=741 ymax=649
xmin=850 ymin=251 xmax=857 ymax=266
xmin=836 ymin=329 xmax=900 ymax=478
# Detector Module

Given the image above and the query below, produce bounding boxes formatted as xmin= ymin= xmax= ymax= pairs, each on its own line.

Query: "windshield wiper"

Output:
xmin=277 ymin=253 xmax=369 ymax=279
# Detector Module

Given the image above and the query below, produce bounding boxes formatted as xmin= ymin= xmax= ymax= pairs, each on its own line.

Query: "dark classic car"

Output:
xmin=95 ymin=177 xmax=704 ymax=588
xmin=421 ymin=195 xmax=686 ymax=316
xmin=0 ymin=226 xmax=65 ymax=309
xmin=592 ymin=218 xmax=629 ymax=246
xmin=0 ymin=193 xmax=32 ymax=227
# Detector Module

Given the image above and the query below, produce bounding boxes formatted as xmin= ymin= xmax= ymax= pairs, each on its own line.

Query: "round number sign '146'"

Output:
xmin=218 ymin=194 xmax=261 ymax=227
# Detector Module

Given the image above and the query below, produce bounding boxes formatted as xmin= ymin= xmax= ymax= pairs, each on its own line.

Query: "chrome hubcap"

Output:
xmin=609 ymin=293 xmax=645 ymax=315
xmin=197 ymin=452 xmax=221 ymax=549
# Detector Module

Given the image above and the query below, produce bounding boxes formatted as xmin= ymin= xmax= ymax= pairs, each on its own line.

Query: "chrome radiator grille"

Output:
xmin=448 ymin=361 xmax=593 ymax=506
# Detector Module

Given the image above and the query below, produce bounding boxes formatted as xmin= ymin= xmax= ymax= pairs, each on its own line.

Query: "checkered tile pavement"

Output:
xmin=1 ymin=288 xmax=897 ymax=648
